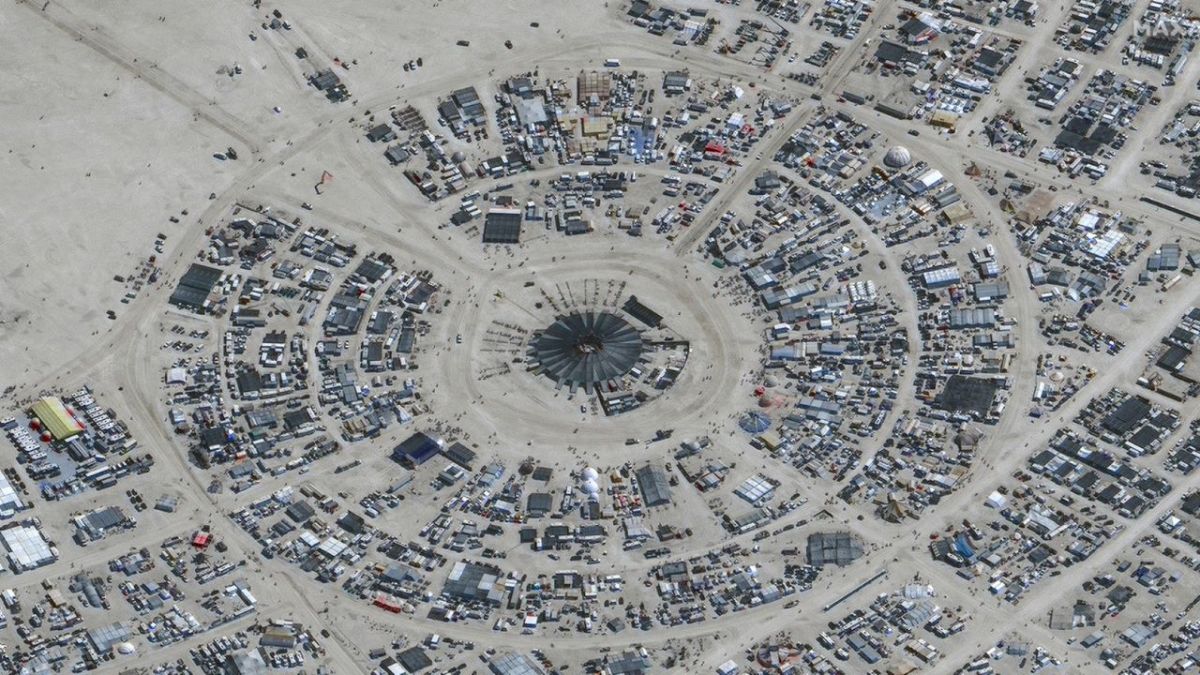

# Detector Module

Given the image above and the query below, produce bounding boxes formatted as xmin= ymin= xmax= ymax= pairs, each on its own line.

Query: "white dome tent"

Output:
xmin=581 ymin=466 xmax=601 ymax=500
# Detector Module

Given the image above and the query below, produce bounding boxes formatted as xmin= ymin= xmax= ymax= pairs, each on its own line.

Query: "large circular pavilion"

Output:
xmin=530 ymin=310 xmax=645 ymax=388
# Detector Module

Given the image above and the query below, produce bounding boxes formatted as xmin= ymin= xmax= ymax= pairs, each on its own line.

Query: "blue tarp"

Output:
xmin=954 ymin=535 xmax=975 ymax=560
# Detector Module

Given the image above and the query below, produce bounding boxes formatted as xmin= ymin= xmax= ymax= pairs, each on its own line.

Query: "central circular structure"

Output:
xmin=531 ymin=310 xmax=644 ymax=388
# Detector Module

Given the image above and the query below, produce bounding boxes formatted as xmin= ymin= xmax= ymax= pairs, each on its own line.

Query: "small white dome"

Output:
xmin=582 ymin=479 xmax=600 ymax=494
xmin=582 ymin=467 xmax=599 ymax=481
xmin=884 ymin=146 xmax=912 ymax=168
xmin=116 ymin=642 xmax=136 ymax=655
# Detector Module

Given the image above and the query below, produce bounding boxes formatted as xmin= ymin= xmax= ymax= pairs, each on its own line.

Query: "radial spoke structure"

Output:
xmin=530 ymin=310 xmax=645 ymax=388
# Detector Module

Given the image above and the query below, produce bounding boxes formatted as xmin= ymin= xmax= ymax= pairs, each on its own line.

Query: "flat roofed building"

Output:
xmin=577 ymin=71 xmax=613 ymax=102
xmin=260 ymin=626 xmax=298 ymax=649
xmin=0 ymin=474 xmax=24 ymax=519
xmin=286 ymin=500 xmax=315 ymax=523
xmin=603 ymin=650 xmax=652 ymax=674
xmin=310 ymin=69 xmax=341 ymax=91
xmin=169 ymin=263 xmax=222 ymax=313
xmin=87 ymin=622 xmax=130 ymax=652
xmin=735 ymin=474 xmax=777 ymax=505
xmin=385 ymin=145 xmax=410 ymax=165
xmin=806 ymin=531 xmax=864 ymax=567
xmin=443 ymin=560 xmax=505 ymax=605
xmin=526 ymin=492 xmax=553 ymax=516
xmin=973 ymin=281 xmax=1010 ymax=302
xmin=663 ymin=71 xmax=689 ymax=93
xmin=397 ymin=646 xmax=433 ymax=673
xmin=226 ymin=649 xmax=269 ymax=675
xmin=922 ymin=265 xmax=961 ymax=288
xmin=937 ymin=375 xmax=1000 ymax=417
xmin=443 ymin=442 xmax=476 ymax=470
xmin=948 ymin=307 xmax=997 ymax=329
xmin=451 ymin=86 xmax=486 ymax=123
xmin=514 ymin=98 xmax=549 ymax=126
xmin=1104 ymin=396 xmax=1151 ymax=435
xmin=636 ymin=464 xmax=672 ymax=506
xmin=489 ymin=652 xmax=547 ymax=675
xmin=75 ymin=506 xmax=128 ymax=539
xmin=392 ymin=431 xmax=442 ymax=466
xmin=366 ymin=123 xmax=396 ymax=143
xmin=1 ymin=523 xmax=56 ymax=572
xmin=483 ymin=208 xmax=523 ymax=244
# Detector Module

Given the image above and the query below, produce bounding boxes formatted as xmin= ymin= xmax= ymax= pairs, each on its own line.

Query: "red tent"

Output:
xmin=374 ymin=596 xmax=403 ymax=613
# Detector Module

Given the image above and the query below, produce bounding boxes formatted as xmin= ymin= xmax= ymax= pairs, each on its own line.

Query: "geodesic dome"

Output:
xmin=884 ymin=146 xmax=912 ymax=168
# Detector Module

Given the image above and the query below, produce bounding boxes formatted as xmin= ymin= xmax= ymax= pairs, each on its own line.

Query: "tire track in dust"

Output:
xmin=17 ymin=0 xmax=264 ymax=154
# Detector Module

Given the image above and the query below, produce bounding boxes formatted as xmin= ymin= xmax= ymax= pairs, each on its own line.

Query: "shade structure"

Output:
xmin=30 ymin=397 xmax=84 ymax=441
xmin=739 ymin=410 xmax=771 ymax=433
xmin=531 ymin=311 xmax=644 ymax=388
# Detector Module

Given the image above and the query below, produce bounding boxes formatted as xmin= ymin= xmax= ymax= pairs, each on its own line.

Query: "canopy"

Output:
xmin=29 ymin=397 xmax=84 ymax=441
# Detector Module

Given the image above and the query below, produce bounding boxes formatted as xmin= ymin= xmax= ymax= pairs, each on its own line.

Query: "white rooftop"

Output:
xmin=1 ymin=524 xmax=55 ymax=571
